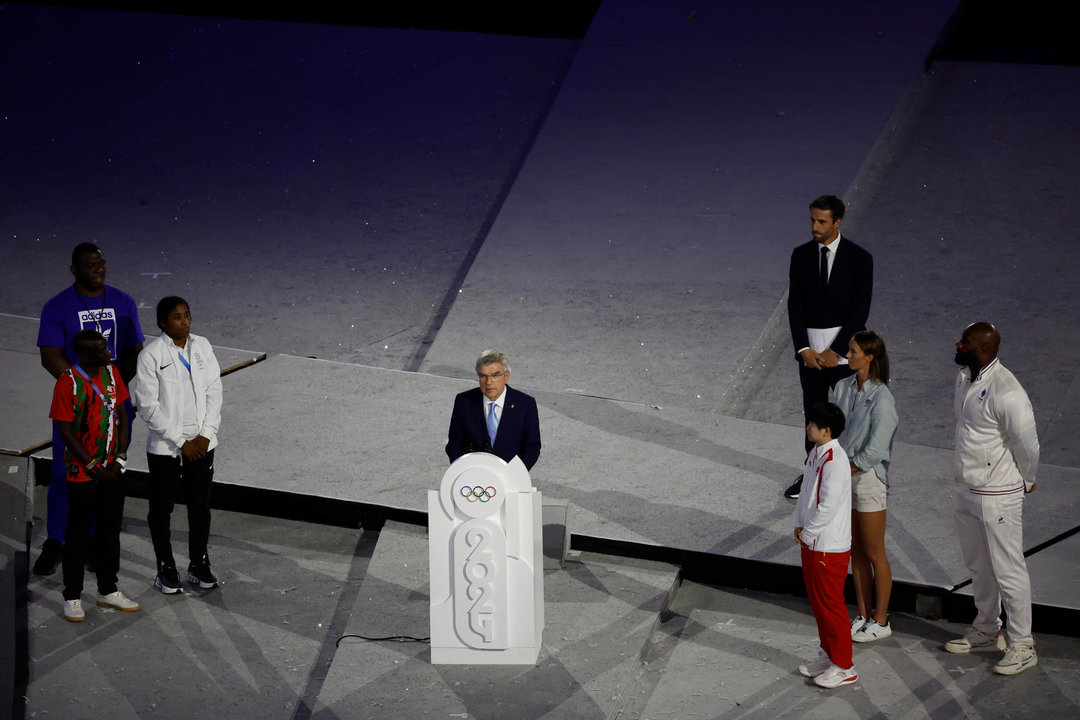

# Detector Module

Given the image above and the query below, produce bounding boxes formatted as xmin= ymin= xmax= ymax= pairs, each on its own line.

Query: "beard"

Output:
xmin=955 ymin=349 xmax=976 ymax=366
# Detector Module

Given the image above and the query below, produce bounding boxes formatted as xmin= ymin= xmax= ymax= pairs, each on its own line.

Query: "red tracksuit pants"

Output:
xmin=801 ymin=546 xmax=853 ymax=669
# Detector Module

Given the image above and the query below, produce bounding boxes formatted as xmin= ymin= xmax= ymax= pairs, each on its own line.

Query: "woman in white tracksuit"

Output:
xmin=133 ymin=296 xmax=222 ymax=593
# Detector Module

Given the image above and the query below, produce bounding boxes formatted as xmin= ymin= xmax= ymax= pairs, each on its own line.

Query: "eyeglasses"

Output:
xmin=477 ymin=372 xmax=506 ymax=382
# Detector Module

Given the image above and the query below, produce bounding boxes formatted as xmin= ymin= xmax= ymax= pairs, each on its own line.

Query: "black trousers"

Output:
xmin=798 ymin=362 xmax=855 ymax=453
xmin=63 ymin=477 xmax=125 ymax=600
xmin=146 ymin=449 xmax=215 ymax=568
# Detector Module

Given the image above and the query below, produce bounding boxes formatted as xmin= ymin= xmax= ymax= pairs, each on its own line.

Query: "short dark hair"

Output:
xmin=806 ymin=401 xmax=846 ymax=439
xmin=71 ymin=242 xmax=102 ymax=266
xmin=156 ymin=296 xmax=189 ymax=329
xmin=72 ymin=329 xmax=106 ymax=359
xmin=809 ymin=195 xmax=845 ymax=221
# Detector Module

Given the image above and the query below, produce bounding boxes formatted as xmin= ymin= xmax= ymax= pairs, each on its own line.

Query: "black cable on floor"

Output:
xmin=336 ymin=633 xmax=429 ymax=646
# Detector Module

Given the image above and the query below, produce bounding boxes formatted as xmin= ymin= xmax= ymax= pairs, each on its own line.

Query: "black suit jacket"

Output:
xmin=787 ymin=236 xmax=873 ymax=358
xmin=445 ymin=385 xmax=542 ymax=471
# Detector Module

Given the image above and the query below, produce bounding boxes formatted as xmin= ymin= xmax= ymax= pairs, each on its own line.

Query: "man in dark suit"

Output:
xmin=784 ymin=195 xmax=873 ymax=498
xmin=446 ymin=350 xmax=541 ymax=471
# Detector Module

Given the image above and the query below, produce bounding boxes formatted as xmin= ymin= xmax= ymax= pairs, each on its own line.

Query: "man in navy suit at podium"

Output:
xmin=446 ymin=349 xmax=541 ymax=471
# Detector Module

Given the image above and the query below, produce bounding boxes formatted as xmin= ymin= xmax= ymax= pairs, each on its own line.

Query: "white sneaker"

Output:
xmin=814 ymin=664 xmax=858 ymax=688
xmin=63 ymin=599 xmax=85 ymax=622
xmin=850 ymin=615 xmax=867 ymax=636
xmin=945 ymin=626 xmax=1005 ymax=654
xmin=97 ymin=590 xmax=141 ymax=612
xmin=994 ymin=646 xmax=1038 ymax=675
xmin=853 ymin=618 xmax=892 ymax=643
xmin=798 ymin=649 xmax=832 ymax=678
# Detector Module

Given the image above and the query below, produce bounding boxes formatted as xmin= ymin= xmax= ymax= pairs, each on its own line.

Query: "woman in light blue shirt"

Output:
xmin=832 ymin=330 xmax=898 ymax=643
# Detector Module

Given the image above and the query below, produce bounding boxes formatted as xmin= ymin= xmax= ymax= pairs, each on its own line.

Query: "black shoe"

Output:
xmin=155 ymin=564 xmax=183 ymax=594
xmin=187 ymin=562 xmax=218 ymax=589
xmin=33 ymin=539 xmax=63 ymax=576
xmin=784 ymin=476 xmax=802 ymax=499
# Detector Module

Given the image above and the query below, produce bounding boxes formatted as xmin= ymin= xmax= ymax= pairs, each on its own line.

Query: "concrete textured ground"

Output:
xmin=2 ymin=0 xmax=1079 ymax=718
xmin=15 ymin=499 xmax=1080 ymax=719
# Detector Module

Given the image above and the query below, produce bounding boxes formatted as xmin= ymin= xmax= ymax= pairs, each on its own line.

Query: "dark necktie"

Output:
xmin=820 ymin=245 xmax=829 ymax=291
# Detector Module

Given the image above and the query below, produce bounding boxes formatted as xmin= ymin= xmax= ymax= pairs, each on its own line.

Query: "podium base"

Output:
xmin=431 ymin=644 xmax=541 ymax=665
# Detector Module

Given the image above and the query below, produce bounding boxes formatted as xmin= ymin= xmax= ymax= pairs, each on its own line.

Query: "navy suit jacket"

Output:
xmin=787 ymin=236 xmax=873 ymax=358
xmin=445 ymin=385 xmax=541 ymax=471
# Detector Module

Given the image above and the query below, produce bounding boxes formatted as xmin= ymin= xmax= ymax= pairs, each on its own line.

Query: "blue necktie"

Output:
xmin=487 ymin=402 xmax=499 ymax=447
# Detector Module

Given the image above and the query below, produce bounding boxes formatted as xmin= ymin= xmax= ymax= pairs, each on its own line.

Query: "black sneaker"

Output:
xmin=783 ymin=476 xmax=802 ymax=499
xmin=187 ymin=562 xmax=218 ymax=589
xmin=155 ymin=565 xmax=183 ymax=594
xmin=33 ymin=539 xmax=63 ymax=576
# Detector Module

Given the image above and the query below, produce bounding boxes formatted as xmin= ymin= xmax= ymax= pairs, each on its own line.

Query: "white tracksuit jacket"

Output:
xmin=133 ymin=331 xmax=222 ymax=457
xmin=794 ymin=439 xmax=852 ymax=553
xmin=954 ymin=358 xmax=1039 ymax=495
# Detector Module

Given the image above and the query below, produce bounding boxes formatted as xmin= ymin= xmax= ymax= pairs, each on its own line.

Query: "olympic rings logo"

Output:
xmin=460 ymin=485 xmax=497 ymax=503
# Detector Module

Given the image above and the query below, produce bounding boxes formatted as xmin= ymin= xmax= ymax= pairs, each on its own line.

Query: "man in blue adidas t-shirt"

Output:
xmin=34 ymin=243 xmax=145 ymax=575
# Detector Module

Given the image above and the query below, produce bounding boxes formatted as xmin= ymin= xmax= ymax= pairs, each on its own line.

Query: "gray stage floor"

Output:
xmin=3 ymin=0 xmax=1080 ymax=716
xmin=15 ymin=500 xmax=1080 ymax=720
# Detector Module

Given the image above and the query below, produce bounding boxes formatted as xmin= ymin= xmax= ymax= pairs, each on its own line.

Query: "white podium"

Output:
xmin=428 ymin=453 xmax=544 ymax=664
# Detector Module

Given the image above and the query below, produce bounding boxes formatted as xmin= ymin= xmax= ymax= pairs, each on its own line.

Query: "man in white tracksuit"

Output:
xmin=947 ymin=322 xmax=1039 ymax=675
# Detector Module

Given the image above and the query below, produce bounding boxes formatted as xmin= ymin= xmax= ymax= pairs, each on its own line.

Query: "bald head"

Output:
xmin=955 ymin=321 xmax=1000 ymax=372
xmin=966 ymin=322 xmax=1000 ymax=356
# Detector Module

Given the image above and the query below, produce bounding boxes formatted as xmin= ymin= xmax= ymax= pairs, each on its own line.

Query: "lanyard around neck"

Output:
xmin=76 ymin=287 xmax=107 ymax=332
xmin=177 ymin=348 xmax=191 ymax=374
xmin=73 ymin=364 xmax=117 ymax=419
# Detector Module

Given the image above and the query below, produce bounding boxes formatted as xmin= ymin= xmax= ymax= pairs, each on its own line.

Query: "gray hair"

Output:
xmin=475 ymin=349 xmax=510 ymax=374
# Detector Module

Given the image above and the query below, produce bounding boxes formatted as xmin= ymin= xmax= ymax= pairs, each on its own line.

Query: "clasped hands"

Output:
xmin=800 ymin=348 xmax=842 ymax=370
xmin=181 ymin=435 xmax=212 ymax=461
xmin=88 ymin=460 xmax=122 ymax=484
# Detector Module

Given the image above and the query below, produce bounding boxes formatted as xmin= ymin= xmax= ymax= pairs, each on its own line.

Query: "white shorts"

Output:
xmin=852 ymin=467 xmax=887 ymax=513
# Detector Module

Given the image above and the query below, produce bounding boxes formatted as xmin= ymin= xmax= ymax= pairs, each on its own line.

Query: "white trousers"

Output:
xmin=954 ymin=490 xmax=1033 ymax=648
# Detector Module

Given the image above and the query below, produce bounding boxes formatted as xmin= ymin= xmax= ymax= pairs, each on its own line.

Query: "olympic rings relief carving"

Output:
xmin=460 ymin=485 xmax=498 ymax=503
xmin=449 ymin=469 xmax=505 ymax=520
xmin=453 ymin=518 xmax=507 ymax=648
